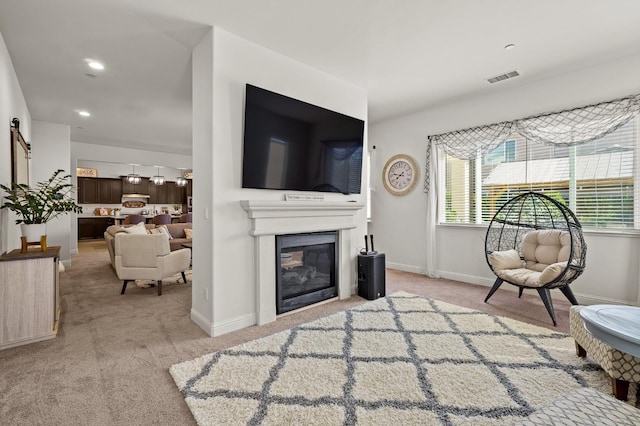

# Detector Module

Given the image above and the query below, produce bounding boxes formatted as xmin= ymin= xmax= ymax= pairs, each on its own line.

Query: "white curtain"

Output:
xmin=424 ymin=142 xmax=441 ymax=277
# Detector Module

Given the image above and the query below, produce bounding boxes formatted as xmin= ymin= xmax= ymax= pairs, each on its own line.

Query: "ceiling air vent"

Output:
xmin=487 ymin=70 xmax=520 ymax=84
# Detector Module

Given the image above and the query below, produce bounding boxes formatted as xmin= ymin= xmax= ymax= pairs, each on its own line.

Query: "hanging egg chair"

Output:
xmin=484 ymin=191 xmax=587 ymax=325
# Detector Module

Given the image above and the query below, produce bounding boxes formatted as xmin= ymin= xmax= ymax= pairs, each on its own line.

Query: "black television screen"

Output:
xmin=242 ymin=84 xmax=365 ymax=194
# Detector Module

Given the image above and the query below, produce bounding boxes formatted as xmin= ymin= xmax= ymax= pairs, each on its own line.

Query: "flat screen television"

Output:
xmin=242 ymin=84 xmax=365 ymax=194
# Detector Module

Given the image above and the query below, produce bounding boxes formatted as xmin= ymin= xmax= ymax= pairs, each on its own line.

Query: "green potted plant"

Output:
xmin=1 ymin=169 xmax=83 ymax=244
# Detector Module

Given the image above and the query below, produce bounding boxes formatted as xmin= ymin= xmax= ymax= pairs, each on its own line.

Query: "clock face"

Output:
xmin=382 ymin=155 xmax=419 ymax=195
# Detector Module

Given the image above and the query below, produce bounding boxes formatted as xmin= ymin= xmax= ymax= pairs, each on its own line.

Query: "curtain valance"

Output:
xmin=424 ymin=94 xmax=640 ymax=193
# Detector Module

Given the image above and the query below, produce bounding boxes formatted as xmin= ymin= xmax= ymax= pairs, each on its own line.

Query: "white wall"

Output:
xmin=30 ymin=121 xmax=72 ymax=264
xmin=69 ymin=141 xmax=192 ymax=254
xmin=0 ymin=31 xmax=30 ymax=255
xmin=190 ymin=29 xmax=214 ymax=332
xmin=191 ymin=28 xmax=368 ymax=336
xmin=71 ymin=141 xmax=192 ymax=171
xmin=370 ymin=52 xmax=640 ymax=306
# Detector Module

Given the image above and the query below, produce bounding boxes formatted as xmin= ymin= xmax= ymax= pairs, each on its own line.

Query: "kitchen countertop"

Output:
xmin=78 ymin=214 xmax=183 ymax=220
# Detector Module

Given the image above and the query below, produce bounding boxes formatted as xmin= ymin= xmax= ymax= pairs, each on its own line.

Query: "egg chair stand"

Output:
xmin=484 ymin=191 xmax=587 ymax=326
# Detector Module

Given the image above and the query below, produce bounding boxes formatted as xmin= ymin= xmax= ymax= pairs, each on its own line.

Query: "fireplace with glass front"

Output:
xmin=276 ymin=231 xmax=338 ymax=314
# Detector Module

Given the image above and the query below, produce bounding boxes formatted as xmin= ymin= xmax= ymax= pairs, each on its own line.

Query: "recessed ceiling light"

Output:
xmin=78 ymin=110 xmax=91 ymax=117
xmin=504 ymin=43 xmax=515 ymax=51
xmin=85 ymin=59 xmax=104 ymax=70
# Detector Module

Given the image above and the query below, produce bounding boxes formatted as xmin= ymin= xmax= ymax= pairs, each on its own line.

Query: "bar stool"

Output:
xmin=152 ymin=214 xmax=172 ymax=225
xmin=123 ymin=214 xmax=145 ymax=225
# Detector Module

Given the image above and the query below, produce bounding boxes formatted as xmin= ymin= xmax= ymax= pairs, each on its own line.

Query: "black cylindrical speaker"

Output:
xmin=357 ymin=253 xmax=386 ymax=300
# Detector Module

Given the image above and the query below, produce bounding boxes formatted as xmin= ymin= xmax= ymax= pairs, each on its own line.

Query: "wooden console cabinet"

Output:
xmin=0 ymin=246 xmax=60 ymax=350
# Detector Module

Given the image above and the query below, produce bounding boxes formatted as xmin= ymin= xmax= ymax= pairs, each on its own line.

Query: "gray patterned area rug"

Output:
xmin=170 ymin=292 xmax=630 ymax=425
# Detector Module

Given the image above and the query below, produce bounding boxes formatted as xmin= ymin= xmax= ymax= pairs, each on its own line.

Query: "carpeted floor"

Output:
xmin=0 ymin=239 xmax=591 ymax=425
xmin=170 ymin=292 xmax=628 ymax=425
xmin=135 ymin=270 xmax=192 ymax=288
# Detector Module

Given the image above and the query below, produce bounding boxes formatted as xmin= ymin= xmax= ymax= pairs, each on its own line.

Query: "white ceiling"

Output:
xmin=1 ymin=0 xmax=640 ymax=155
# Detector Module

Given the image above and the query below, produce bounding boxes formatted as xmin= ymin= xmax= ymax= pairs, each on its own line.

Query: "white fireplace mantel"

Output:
xmin=240 ymin=200 xmax=364 ymax=235
xmin=240 ymin=200 xmax=364 ymax=325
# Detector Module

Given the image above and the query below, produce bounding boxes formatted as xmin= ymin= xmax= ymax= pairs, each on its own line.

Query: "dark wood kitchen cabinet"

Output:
xmin=78 ymin=178 xmax=122 ymax=204
xmin=121 ymin=176 xmax=149 ymax=196
xmin=147 ymin=183 xmax=165 ymax=204
xmin=77 ymin=177 xmax=99 ymax=204
xmin=78 ymin=217 xmax=114 ymax=239
xmin=167 ymin=184 xmax=185 ymax=204
xmin=148 ymin=181 xmax=185 ymax=205
xmin=98 ymin=178 xmax=122 ymax=204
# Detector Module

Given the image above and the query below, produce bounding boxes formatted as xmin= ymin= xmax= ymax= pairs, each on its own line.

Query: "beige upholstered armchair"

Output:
xmin=114 ymin=233 xmax=191 ymax=296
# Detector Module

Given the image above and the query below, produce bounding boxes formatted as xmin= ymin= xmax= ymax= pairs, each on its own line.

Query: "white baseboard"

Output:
xmin=190 ymin=308 xmax=214 ymax=336
xmin=437 ymin=270 xmax=495 ymax=287
xmin=436 ymin=270 xmax=630 ymax=306
xmin=70 ymin=249 xmax=78 ymax=255
xmin=190 ymin=309 xmax=257 ymax=337
xmin=386 ymin=262 xmax=427 ymax=275
xmin=571 ymin=293 xmax=635 ymax=306
xmin=212 ymin=312 xmax=256 ymax=337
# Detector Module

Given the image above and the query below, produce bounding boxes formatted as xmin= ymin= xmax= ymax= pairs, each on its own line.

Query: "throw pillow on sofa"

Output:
xmin=157 ymin=225 xmax=173 ymax=239
xmin=123 ymin=222 xmax=148 ymax=235
xmin=184 ymin=228 xmax=192 ymax=240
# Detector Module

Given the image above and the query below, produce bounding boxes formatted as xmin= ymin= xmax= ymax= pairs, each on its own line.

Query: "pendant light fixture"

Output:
xmin=175 ymin=169 xmax=187 ymax=187
xmin=151 ymin=166 xmax=165 ymax=185
xmin=126 ymin=164 xmax=141 ymax=184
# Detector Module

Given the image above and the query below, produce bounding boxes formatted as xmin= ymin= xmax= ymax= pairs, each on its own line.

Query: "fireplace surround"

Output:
xmin=240 ymin=200 xmax=364 ymax=325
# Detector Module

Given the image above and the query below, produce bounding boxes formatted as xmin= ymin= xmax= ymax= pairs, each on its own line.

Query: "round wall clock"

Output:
xmin=382 ymin=154 xmax=419 ymax=196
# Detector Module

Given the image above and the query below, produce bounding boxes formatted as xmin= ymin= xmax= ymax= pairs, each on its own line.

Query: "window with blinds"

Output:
xmin=443 ymin=116 xmax=638 ymax=229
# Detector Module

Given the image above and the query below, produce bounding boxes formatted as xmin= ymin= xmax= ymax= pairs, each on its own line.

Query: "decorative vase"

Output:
xmin=20 ymin=223 xmax=47 ymax=243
